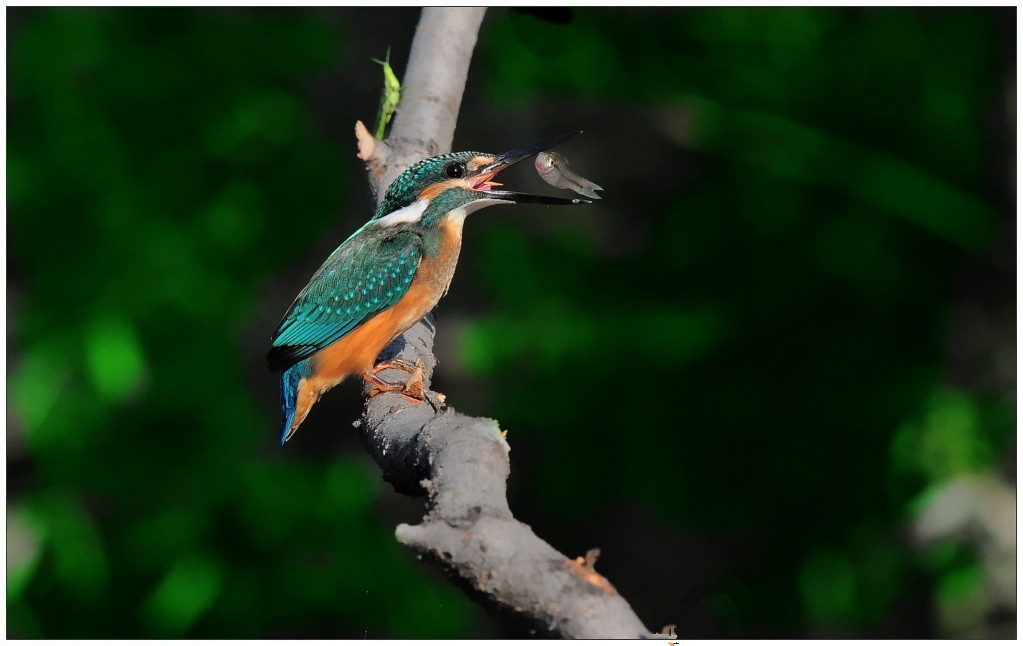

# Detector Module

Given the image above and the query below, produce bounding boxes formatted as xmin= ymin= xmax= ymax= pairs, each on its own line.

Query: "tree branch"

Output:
xmin=352 ymin=8 xmax=652 ymax=638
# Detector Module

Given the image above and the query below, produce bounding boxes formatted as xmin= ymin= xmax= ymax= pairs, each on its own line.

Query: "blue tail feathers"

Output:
xmin=279 ymin=361 xmax=311 ymax=445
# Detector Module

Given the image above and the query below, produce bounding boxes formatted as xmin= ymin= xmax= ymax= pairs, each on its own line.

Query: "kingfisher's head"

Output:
xmin=372 ymin=131 xmax=587 ymax=229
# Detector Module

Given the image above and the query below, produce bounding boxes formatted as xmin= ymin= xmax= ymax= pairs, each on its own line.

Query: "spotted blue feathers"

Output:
xmin=267 ymin=229 xmax=423 ymax=372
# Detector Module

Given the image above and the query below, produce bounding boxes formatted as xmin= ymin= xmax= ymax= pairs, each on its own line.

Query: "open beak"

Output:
xmin=473 ymin=131 xmax=589 ymax=205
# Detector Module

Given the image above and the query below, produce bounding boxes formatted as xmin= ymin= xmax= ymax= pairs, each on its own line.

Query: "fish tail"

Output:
xmin=577 ymin=181 xmax=603 ymax=200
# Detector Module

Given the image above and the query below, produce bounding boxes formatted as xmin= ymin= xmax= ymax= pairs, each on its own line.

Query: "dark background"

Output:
xmin=7 ymin=7 xmax=1016 ymax=639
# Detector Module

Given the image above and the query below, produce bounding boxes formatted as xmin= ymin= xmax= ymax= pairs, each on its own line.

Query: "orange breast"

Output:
xmin=308 ymin=219 xmax=464 ymax=387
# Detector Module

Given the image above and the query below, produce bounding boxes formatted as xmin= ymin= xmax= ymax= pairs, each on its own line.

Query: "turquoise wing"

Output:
xmin=267 ymin=229 xmax=422 ymax=371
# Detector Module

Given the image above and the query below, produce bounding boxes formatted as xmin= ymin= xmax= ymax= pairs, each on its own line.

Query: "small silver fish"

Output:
xmin=535 ymin=151 xmax=603 ymax=200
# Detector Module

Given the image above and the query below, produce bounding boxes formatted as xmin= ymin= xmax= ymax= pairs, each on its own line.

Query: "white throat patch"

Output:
xmin=374 ymin=200 xmax=429 ymax=228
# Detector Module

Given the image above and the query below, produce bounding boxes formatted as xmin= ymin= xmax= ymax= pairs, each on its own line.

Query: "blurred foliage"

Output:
xmin=7 ymin=6 xmax=1013 ymax=640
xmin=469 ymin=6 xmax=1012 ymax=637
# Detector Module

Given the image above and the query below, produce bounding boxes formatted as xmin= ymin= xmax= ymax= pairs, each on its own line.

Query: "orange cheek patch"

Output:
xmin=417 ymin=178 xmax=464 ymax=202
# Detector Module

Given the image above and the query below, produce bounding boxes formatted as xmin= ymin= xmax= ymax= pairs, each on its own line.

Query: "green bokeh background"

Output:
xmin=7 ymin=7 xmax=1015 ymax=639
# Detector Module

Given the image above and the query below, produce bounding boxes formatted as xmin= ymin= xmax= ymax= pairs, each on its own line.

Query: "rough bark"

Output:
xmin=352 ymin=7 xmax=652 ymax=638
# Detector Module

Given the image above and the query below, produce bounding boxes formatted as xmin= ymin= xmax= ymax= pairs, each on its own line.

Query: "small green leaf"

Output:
xmin=372 ymin=47 xmax=401 ymax=139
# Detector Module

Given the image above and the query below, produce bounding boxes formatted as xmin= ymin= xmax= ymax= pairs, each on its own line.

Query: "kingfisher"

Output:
xmin=267 ymin=131 xmax=587 ymax=443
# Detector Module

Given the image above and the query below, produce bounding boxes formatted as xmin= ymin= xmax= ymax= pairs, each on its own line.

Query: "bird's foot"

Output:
xmin=364 ymin=358 xmax=425 ymax=401
xmin=372 ymin=357 xmax=421 ymax=375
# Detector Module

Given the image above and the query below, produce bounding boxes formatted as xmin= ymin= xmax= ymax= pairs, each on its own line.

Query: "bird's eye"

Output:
xmin=445 ymin=163 xmax=465 ymax=179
